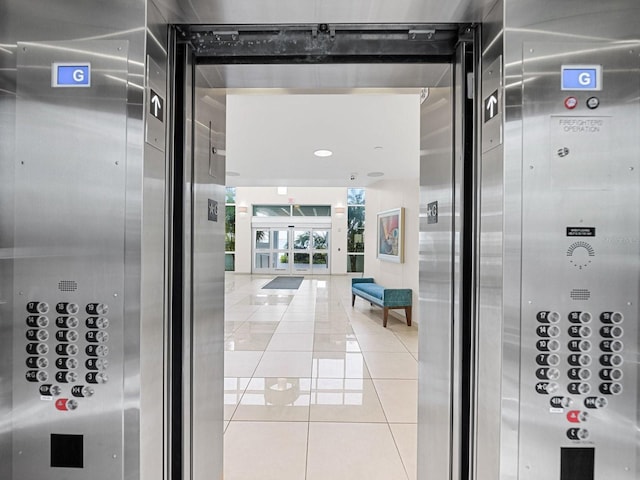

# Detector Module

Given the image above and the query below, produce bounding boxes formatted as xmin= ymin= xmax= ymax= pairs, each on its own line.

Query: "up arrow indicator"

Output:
xmin=486 ymin=95 xmax=497 ymax=117
xmin=150 ymin=89 xmax=164 ymax=122
xmin=484 ymin=89 xmax=499 ymax=123
xmin=151 ymin=95 xmax=161 ymax=115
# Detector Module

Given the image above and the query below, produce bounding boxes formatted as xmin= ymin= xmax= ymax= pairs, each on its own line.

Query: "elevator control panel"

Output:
xmin=519 ymin=44 xmax=639 ymax=480
xmin=533 ymin=309 xmax=627 ymax=440
xmin=13 ymin=283 xmax=124 ymax=478
xmin=12 ymin=40 xmax=129 ymax=480
xmin=22 ymin=301 xmax=111 ymax=408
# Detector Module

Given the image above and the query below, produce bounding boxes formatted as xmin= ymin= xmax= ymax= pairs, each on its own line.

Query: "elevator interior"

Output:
xmin=1 ymin=1 xmax=640 ymax=480
xmin=0 ymin=19 xmax=475 ymax=480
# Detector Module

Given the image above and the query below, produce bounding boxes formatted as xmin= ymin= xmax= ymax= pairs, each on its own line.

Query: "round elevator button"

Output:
xmin=586 ymin=97 xmax=600 ymax=110
xmin=564 ymin=97 xmax=578 ymax=109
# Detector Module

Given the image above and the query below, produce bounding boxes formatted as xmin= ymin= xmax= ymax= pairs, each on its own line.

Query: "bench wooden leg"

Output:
xmin=351 ymin=294 xmax=356 ymax=307
xmin=405 ymin=306 xmax=412 ymax=326
xmin=383 ymin=307 xmax=389 ymax=327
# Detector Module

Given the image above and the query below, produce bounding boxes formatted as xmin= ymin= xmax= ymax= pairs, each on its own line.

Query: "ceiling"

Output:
xmin=211 ymin=62 xmax=451 ymax=188
xmin=225 ymin=91 xmax=422 ymax=187
xmin=159 ymin=0 xmax=498 ymax=25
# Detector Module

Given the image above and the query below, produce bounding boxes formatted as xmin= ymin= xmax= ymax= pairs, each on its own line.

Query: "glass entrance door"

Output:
xmin=253 ymin=227 xmax=330 ymax=275
xmin=291 ymin=229 xmax=311 ymax=273
xmin=272 ymin=228 xmax=290 ymax=272
xmin=310 ymin=230 xmax=329 ymax=273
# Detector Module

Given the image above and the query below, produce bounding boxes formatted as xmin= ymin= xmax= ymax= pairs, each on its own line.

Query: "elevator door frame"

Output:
xmin=170 ymin=23 xmax=479 ymax=480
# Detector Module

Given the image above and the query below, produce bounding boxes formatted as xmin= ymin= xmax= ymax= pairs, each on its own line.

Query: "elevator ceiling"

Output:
xmin=157 ymin=0 xmax=497 ymax=24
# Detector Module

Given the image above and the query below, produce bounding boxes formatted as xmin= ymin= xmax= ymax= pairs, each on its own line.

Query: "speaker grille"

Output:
xmin=570 ymin=289 xmax=591 ymax=301
xmin=58 ymin=280 xmax=78 ymax=292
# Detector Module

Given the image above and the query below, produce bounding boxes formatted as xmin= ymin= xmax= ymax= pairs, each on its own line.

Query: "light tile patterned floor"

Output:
xmin=224 ymin=274 xmax=418 ymax=480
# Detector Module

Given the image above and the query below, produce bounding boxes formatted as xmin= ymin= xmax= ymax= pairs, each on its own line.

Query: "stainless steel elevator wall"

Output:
xmin=3 ymin=1 xmax=639 ymax=480
xmin=140 ymin=3 xmax=171 ymax=479
xmin=475 ymin=2 xmax=507 ymax=480
xmin=417 ymin=83 xmax=455 ymax=480
xmin=476 ymin=1 xmax=640 ymax=479
xmin=0 ymin=6 xmax=144 ymax=473
xmin=189 ymin=70 xmax=227 ymax=480
xmin=520 ymin=40 xmax=638 ymax=480
xmin=14 ymin=40 xmax=129 ymax=479
xmin=0 ymin=1 xmax=171 ymax=479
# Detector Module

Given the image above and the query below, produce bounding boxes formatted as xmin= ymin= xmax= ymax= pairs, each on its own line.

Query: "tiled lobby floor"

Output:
xmin=224 ymin=274 xmax=418 ymax=480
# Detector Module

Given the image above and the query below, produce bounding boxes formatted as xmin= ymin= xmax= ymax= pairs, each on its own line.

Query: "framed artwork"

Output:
xmin=377 ymin=207 xmax=404 ymax=263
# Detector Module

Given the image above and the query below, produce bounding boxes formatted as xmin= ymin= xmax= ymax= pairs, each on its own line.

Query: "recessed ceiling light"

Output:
xmin=367 ymin=171 xmax=384 ymax=177
xmin=314 ymin=149 xmax=333 ymax=157
xmin=374 ymin=146 xmax=383 ymax=150
xmin=226 ymin=171 xmax=240 ymax=177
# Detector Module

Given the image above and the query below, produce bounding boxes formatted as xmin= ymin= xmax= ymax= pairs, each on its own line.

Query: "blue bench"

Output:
xmin=351 ymin=278 xmax=412 ymax=327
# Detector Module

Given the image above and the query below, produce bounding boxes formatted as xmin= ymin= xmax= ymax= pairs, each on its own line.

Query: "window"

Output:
xmin=253 ymin=205 xmax=291 ymax=217
xmin=225 ymin=187 xmax=236 ymax=204
xmin=225 ymin=187 xmax=236 ymax=271
xmin=347 ymin=188 xmax=365 ymax=273
xmin=292 ymin=205 xmax=332 ymax=216
xmin=253 ymin=205 xmax=332 ymax=217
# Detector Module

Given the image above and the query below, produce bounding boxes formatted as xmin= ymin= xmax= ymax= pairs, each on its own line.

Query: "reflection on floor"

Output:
xmin=224 ymin=274 xmax=418 ymax=480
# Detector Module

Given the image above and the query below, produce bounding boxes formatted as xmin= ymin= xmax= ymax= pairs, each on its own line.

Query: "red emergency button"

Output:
xmin=566 ymin=410 xmax=588 ymax=423
xmin=567 ymin=410 xmax=581 ymax=423
xmin=564 ymin=97 xmax=578 ymax=109
xmin=54 ymin=398 xmax=78 ymax=411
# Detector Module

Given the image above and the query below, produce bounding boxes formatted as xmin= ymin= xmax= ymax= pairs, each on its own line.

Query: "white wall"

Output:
xmin=234 ymin=186 xmax=348 ymax=274
xmin=363 ymin=179 xmax=420 ymax=322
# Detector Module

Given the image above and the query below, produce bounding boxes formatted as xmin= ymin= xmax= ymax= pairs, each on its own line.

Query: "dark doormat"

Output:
xmin=262 ymin=276 xmax=304 ymax=290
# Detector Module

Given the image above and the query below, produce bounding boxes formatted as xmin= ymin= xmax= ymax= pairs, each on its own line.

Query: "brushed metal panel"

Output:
xmin=474 ymin=144 xmax=507 ymax=480
xmin=518 ymin=42 xmax=639 ymax=480
xmin=155 ymin=0 xmax=497 ymax=24
xmin=417 ymin=83 xmax=454 ymax=480
xmin=506 ymin=0 xmax=640 ymax=42
xmin=146 ymin=55 xmax=167 ymax=152
xmin=500 ymin=3 xmax=640 ymax=480
xmin=197 ymin=63 xmax=451 ymax=90
xmin=189 ymin=68 xmax=225 ymax=480
xmin=0 ymin=73 xmax=16 ymax=480
xmin=140 ymin=4 xmax=170 ymax=480
xmin=181 ymin=48 xmax=195 ymax=480
xmin=1 ymin=3 xmax=165 ymax=480
xmin=481 ymin=56 xmax=502 ymax=153
xmin=0 ymin=0 xmax=146 ymax=46
xmin=13 ymin=40 xmax=128 ymax=480
xmin=139 ymin=126 xmax=167 ymax=480
xmin=474 ymin=3 xmax=511 ymax=480
xmin=450 ymin=43 xmax=466 ymax=480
